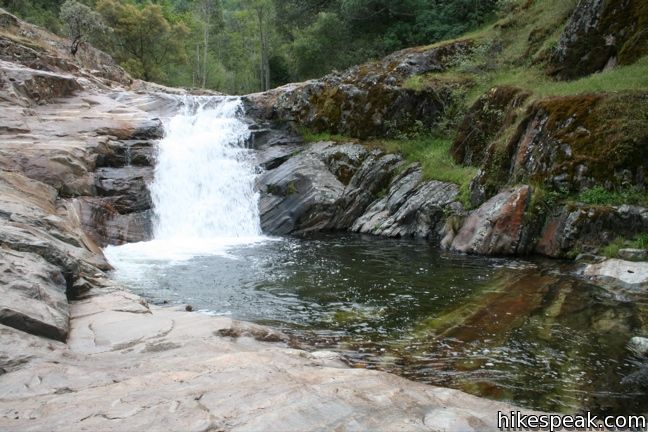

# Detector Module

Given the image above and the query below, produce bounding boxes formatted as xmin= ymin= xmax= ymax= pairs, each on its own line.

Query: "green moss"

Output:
xmin=531 ymin=92 xmax=648 ymax=189
xmin=603 ymin=0 xmax=648 ymax=66
xmin=286 ymin=181 xmax=298 ymax=195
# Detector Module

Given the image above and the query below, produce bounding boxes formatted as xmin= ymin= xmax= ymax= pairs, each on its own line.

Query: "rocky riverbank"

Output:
xmin=1 ymin=284 xmax=539 ymax=431
xmin=0 ymin=4 xmax=647 ymax=430
xmin=0 ymin=8 xmax=541 ymax=431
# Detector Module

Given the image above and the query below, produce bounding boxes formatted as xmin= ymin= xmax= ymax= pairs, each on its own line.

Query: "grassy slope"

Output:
xmin=302 ymin=0 xmax=648 ymax=212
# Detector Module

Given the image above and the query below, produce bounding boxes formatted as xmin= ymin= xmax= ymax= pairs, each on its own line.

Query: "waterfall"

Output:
xmin=105 ymin=96 xmax=265 ymax=263
xmin=151 ymin=97 xmax=261 ymax=240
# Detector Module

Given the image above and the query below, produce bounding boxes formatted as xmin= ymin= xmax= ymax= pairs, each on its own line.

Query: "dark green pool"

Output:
xmin=106 ymin=233 xmax=648 ymax=415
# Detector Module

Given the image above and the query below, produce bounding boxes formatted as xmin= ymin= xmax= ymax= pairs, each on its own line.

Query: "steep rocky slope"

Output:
xmin=0 ymin=8 xmax=544 ymax=430
xmin=247 ymin=0 xmax=648 ymax=259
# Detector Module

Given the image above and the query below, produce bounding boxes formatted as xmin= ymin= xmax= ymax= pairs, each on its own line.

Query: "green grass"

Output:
xmin=602 ymin=233 xmax=648 ymax=258
xmin=298 ymin=127 xmax=354 ymax=143
xmin=375 ymin=136 xmax=478 ymax=205
xmin=411 ymin=0 xmax=648 ymax=104
xmin=576 ymin=186 xmax=648 ymax=207
xmin=464 ymin=57 xmax=648 ymax=102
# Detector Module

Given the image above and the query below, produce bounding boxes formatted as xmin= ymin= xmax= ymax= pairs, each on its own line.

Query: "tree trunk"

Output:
xmin=202 ymin=5 xmax=210 ymax=89
xmin=257 ymin=7 xmax=270 ymax=91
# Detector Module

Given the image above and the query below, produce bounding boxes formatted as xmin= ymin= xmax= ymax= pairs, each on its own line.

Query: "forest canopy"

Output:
xmin=0 ymin=0 xmax=500 ymax=94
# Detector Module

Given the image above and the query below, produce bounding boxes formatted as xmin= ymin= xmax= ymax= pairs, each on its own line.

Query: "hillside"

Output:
xmin=0 ymin=0 xmax=647 ymax=427
xmin=248 ymin=0 xmax=648 ymax=259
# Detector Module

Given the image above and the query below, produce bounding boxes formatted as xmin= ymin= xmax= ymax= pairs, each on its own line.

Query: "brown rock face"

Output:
xmin=536 ymin=203 xmax=648 ymax=258
xmin=451 ymin=185 xmax=532 ymax=255
xmin=451 ymin=86 xmax=530 ymax=166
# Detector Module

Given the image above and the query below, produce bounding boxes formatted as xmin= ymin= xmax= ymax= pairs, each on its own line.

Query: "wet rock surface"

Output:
xmin=584 ymin=259 xmax=648 ymax=288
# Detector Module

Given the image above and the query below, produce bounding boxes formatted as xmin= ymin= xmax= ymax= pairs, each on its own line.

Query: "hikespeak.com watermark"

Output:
xmin=498 ymin=411 xmax=647 ymax=431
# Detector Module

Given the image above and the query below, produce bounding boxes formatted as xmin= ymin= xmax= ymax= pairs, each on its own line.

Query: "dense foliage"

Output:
xmin=0 ymin=0 xmax=499 ymax=93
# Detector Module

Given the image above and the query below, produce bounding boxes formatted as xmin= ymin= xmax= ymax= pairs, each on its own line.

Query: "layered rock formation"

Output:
xmin=0 ymin=8 xmax=177 ymax=343
xmin=255 ymin=139 xmax=463 ymax=241
xmin=0 ymin=8 xmax=544 ymax=430
xmin=246 ymin=0 xmax=648 ymax=260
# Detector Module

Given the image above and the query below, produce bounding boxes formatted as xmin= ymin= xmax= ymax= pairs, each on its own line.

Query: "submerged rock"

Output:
xmin=0 ymin=289 xmax=538 ymax=431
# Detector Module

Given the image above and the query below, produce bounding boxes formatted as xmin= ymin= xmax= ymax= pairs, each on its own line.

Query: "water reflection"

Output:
xmin=107 ymin=234 xmax=648 ymax=415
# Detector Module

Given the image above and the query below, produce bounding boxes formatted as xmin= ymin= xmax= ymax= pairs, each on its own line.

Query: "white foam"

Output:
xmin=105 ymin=96 xmax=267 ymax=269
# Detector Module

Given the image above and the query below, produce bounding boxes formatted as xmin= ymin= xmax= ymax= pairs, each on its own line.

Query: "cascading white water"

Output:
xmin=105 ymin=96 xmax=266 ymax=263
xmin=151 ymin=97 xmax=261 ymax=240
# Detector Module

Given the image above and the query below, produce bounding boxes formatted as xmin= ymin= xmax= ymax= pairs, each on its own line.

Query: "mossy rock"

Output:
xmin=473 ymin=92 xmax=648 ymax=204
xmin=512 ymin=92 xmax=648 ymax=192
xmin=451 ymin=86 xmax=531 ymax=166
xmin=549 ymin=0 xmax=648 ymax=80
xmin=272 ymin=40 xmax=475 ymax=140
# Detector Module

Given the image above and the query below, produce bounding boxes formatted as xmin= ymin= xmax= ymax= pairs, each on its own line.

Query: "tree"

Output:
xmin=59 ymin=0 xmax=106 ymax=56
xmin=97 ymin=0 xmax=189 ymax=82
xmin=243 ymin=0 xmax=273 ymax=91
xmin=193 ymin=0 xmax=223 ymax=88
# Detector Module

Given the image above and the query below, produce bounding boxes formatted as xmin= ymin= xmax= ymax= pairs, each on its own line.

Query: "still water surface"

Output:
xmin=106 ymin=234 xmax=648 ymax=415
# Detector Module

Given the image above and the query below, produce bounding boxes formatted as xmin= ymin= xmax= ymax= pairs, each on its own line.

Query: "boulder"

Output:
xmin=583 ymin=258 xmax=648 ymax=288
xmin=549 ymin=0 xmax=648 ymax=79
xmin=451 ymin=185 xmax=532 ymax=255
xmin=537 ymin=204 xmax=648 ymax=258
xmin=0 ymin=248 xmax=69 ymax=341
xmin=259 ymin=149 xmax=345 ymax=235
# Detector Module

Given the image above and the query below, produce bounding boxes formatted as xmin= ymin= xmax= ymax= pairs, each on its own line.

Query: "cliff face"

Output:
xmin=248 ymin=0 xmax=648 ymax=259
xmin=0 ymin=12 xmax=544 ymax=429
xmin=0 ymin=8 xmax=181 ymax=342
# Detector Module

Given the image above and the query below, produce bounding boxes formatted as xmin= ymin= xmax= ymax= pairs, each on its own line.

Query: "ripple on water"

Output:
xmin=106 ymin=233 xmax=648 ymax=415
